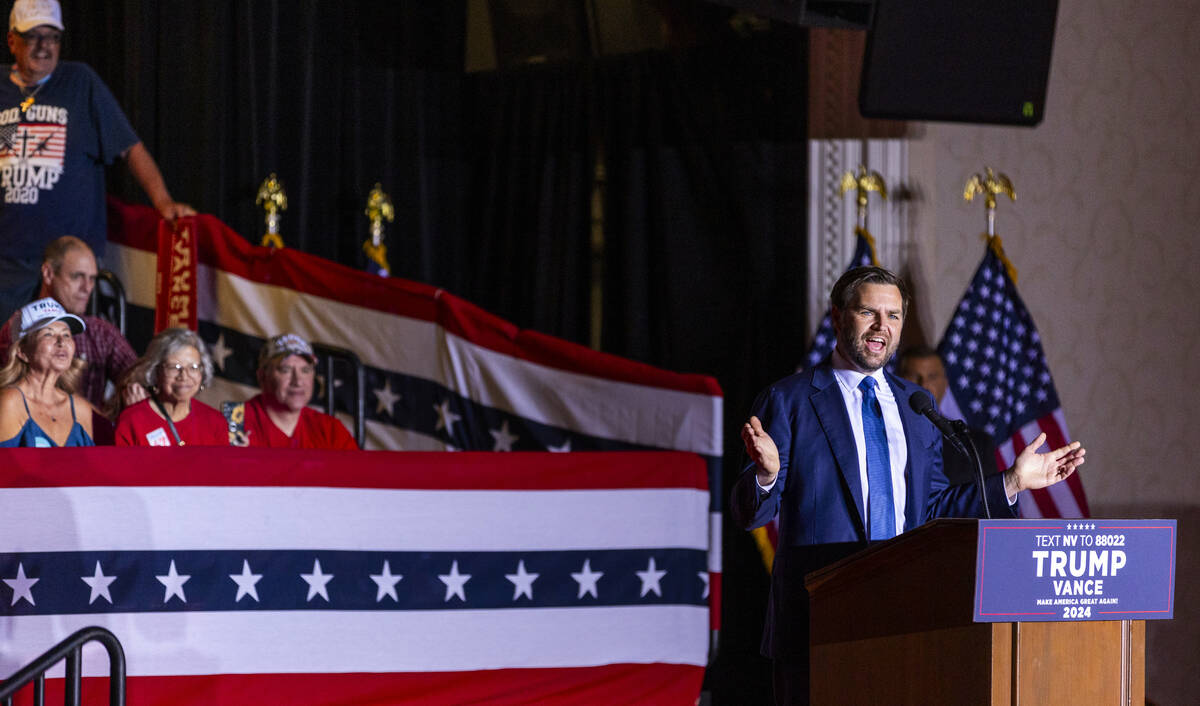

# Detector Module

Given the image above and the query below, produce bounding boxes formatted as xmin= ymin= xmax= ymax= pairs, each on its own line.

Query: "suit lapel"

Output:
xmin=811 ymin=365 xmax=867 ymax=533
xmin=888 ymin=371 xmax=924 ymax=530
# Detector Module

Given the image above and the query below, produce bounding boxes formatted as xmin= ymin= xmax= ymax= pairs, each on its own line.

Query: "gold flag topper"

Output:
xmin=963 ymin=166 xmax=1015 ymax=212
xmin=363 ymin=183 xmax=395 ymax=275
xmin=256 ymin=173 xmax=288 ymax=249
xmin=838 ymin=164 xmax=887 ymax=232
xmin=964 ymin=167 xmax=1018 ymax=282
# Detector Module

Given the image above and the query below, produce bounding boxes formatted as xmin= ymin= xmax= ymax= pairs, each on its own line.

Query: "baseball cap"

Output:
xmin=10 ymin=297 xmax=84 ymax=344
xmin=258 ymin=333 xmax=317 ymax=368
xmin=10 ymin=0 xmax=63 ymax=32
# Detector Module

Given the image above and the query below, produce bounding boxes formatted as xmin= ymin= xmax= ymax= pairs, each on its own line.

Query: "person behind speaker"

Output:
xmin=895 ymin=343 xmax=1001 ymax=486
xmin=732 ymin=266 xmax=1086 ymax=705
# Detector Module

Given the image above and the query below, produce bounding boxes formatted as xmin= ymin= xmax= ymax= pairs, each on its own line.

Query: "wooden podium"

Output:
xmin=804 ymin=519 xmax=1144 ymax=705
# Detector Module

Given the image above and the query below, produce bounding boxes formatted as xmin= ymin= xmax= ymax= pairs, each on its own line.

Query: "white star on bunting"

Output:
xmin=571 ymin=559 xmax=603 ymax=599
xmin=489 ymin=421 xmax=518 ymax=451
xmin=301 ymin=559 xmax=334 ymax=602
xmin=209 ymin=333 xmax=233 ymax=371
xmin=81 ymin=561 xmax=117 ymax=605
xmin=637 ymin=557 xmax=666 ymax=598
xmin=229 ymin=560 xmax=263 ymax=602
xmin=698 ymin=571 xmax=710 ymax=600
xmin=546 ymin=439 xmax=572 ymax=453
xmin=433 ymin=399 xmax=461 ymax=434
xmin=505 ymin=560 xmax=539 ymax=601
xmin=370 ymin=560 xmax=403 ymax=602
xmin=438 ymin=560 xmax=471 ymax=602
xmin=156 ymin=560 xmax=190 ymax=604
xmin=4 ymin=563 xmax=38 ymax=606
xmin=373 ymin=379 xmax=401 ymax=417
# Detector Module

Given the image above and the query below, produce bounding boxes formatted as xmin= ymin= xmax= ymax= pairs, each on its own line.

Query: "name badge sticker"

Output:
xmin=145 ymin=427 xmax=171 ymax=447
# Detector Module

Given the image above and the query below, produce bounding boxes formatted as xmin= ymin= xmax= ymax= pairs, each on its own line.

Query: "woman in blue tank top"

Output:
xmin=0 ymin=298 xmax=94 ymax=447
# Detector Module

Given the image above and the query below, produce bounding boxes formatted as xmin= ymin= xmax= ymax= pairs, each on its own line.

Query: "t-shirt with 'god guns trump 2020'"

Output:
xmin=0 ymin=61 xmax=139 ymax=259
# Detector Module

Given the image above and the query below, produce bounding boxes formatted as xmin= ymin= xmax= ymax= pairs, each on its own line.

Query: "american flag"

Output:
xmin=10 ymin=124 xmax=66 ymax=165
xmin=936 ymin=239 xmax=1090 ymax=519
xmin=751 ymin=228 xmax=880 ymax=571
xmin=0 ymin=447 xmax=710 ymax=704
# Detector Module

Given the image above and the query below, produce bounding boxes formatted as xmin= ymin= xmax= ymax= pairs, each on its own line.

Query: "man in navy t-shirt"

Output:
xmin=0 ymin=0 xmax=194 ymax=319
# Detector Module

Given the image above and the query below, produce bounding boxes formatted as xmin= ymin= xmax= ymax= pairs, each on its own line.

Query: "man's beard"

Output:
xmin=839 ymin=330 xmax=896 ymax=372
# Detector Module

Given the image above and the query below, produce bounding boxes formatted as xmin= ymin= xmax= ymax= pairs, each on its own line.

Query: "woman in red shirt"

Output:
xmin=114 ymin=328 xmax=227 ymax=446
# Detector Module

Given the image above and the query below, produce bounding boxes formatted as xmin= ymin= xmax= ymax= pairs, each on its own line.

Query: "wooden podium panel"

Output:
xmin=806 ymin=520 xmax=1144 ymax=705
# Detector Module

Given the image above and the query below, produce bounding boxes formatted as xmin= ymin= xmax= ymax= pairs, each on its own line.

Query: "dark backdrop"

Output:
xmin=49 ymin=2 xmax=811 ymax=701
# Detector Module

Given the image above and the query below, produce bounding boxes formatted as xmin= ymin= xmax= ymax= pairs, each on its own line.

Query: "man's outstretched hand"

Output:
xmin=1004 ymin=432 xmax=1086 ymax=497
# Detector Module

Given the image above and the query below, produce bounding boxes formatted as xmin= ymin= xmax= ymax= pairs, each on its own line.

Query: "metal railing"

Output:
xmin=87 ymin=269 xmax=127 ymax=336
xmin=0 ymin=626 xmax=125 ymax=706
xmin=312 ymin=342 xmax=366 ymax=447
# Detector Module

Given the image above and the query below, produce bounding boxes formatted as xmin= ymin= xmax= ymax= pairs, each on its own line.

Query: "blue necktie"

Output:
xmin=859 ymin=377 xmax=895 ymax=541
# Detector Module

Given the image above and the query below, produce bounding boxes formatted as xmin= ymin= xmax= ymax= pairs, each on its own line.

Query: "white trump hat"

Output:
xmin=11 ymin=297 xmax=84 ymax=344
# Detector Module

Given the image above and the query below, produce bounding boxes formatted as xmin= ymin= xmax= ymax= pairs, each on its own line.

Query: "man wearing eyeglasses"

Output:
xmin=0 ymin=0 xmax=194 ymax=321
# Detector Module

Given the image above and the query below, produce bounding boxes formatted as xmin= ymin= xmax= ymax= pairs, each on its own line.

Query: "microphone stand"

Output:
xmin=951 ymin=419 xmax=992 ymax=520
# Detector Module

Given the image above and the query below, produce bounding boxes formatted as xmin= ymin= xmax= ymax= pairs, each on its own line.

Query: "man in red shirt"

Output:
xmin=237 ymin=333 xmax=357 ymax=449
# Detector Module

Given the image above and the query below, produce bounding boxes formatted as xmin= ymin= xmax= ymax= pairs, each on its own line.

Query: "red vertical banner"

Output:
xmin=154 ymin=218 xmax=199 ymax=332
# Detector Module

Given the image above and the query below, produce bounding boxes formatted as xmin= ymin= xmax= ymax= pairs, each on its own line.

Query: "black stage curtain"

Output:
xmin=594 ymin=33 xmax=809 ymax=703
xmin=61 ymin=0 xmax=598 ymax=342
xmin=53 ymin=5 xmax=810 ymax=701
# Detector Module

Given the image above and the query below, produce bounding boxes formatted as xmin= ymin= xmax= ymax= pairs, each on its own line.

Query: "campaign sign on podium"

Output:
xmin=974 ymin=519 xmax=1176 ymax=622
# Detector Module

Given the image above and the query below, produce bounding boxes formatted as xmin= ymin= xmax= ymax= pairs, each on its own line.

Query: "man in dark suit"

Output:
xmin=732 ymin=266 xmax=1085 ymax=705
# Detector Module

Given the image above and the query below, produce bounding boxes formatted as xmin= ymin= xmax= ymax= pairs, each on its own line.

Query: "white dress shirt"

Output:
xmin=829 ymin=348 xmax=908 ymax=536
xmin=757 ymin=347 xmax=909 ymax=536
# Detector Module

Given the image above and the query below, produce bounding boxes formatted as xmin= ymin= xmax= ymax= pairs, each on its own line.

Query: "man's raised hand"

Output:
xmin=742 ymin=415 xmax=780 ymax=485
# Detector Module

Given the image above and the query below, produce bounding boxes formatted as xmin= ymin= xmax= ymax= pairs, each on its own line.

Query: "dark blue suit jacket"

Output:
xmin=731 ymin=362 xmax=1014 ymax=658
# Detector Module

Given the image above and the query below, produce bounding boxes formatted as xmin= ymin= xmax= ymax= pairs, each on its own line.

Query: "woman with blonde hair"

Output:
xmin=0 ymin=298 xmax=94 ymax=447
xmin=114 ymin=327 xmax=227 ymax=446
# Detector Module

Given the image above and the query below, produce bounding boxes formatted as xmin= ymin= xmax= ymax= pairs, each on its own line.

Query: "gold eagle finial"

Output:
xmin=839 ymin=164 xmax=888 ymax=208
xmin=963 ymin=166 xmax=1015 ymax=211
xmin=839 ymin=165 xmax=888 ymax=233
xmin=964 ymin=167 xmax=1019 ymax=282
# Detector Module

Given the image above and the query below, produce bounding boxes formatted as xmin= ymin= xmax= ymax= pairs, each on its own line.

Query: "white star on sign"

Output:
xmin=230 ymin=560 xmax=263 ymax=602
xmin=209 ymin=333 xmax=233 ymax=372
xmin=301 ymin=559 xmax=334 ymax=602
xmin=4 ymin=563 xmax=39 ymax=606
xmin=698 ymin=571 xmax=710 ymax=600
xmin=571 ymin=559 xmax=603 ymax=599
xmin=81 ymin=561 xmax=116 ymax=605
xmin=438 ymin=560 xmax=471 ymax=602
xmin=637 ymin=557 xmax=667 ymax=598
xmin=370 ymin=560 xmax=403 ymax=603
xmin=489 ymin=421 xmax=519 ymax=451
xmin=373 ymin=379 xmax=401 ymax=417
xmin=156 ymin=560 xmax=190 ymax=604
xmin=505 ymin=560 xmax=539 ymax=601
xmin=433 ymin=399 xmax=461 ymax=435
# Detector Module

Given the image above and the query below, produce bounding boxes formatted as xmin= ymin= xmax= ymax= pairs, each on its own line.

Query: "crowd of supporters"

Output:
xmin=0 ymin=237 xmax=358 ymax=449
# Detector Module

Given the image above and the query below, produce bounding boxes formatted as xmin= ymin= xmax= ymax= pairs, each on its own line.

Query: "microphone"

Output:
xmin=907 ymin=391 xmax=968 ymax=456
xmin=908 ymin=391 xmax=992 ymax=519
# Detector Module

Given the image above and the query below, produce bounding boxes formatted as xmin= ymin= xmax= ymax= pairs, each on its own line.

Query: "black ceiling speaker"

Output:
xmin=859 ymin=0 xmax=1059 ymax=126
